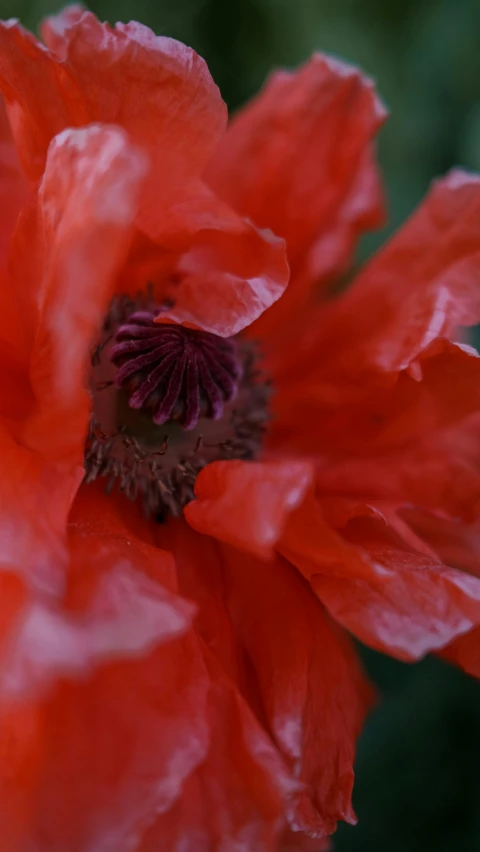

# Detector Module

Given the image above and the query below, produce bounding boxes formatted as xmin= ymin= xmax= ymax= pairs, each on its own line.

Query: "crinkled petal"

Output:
xmin=0 ymin=424 xmax=82 ymax=594
xmin=39 ymin=3 xmax=85 ymax=55
xmin=0 ymin=264 xmax=32 ymax=423
xmin=207 ymin=54 xmax=385 ymax=342
xmin=0 ymin=95 xmax=31 ymax=418
xmin=0 ymin=671 xmax=41 ymax=851
xmin=317 ymin=414 xmax=480 ymax=532
xmin=69 ymin=482 xmax=179 ymax=595
xmin=1 ymin=566 xmax=192 ymax=705
xmin=268 ymin=171 xmax=480 ymax=457
xmin=16 ymin=124 xmax=145 ymax=464
xmin=156 ymin=518 xmax=246 ymax=680
xmin=207 ymin=53 xmax=386 ymax=281
xmin=271 ymin=338 xmax=480 ymax=457
xmin=402 ymin=415 xmax=480 ymax=523
xmin=0 ymin=112 xmax=146 ymax=596
xmin=314 ymin=413 xmax=480 ymax=526
xmin=253 ymin=143 xmax=385 ymax=349
xmin=184 ymin=459 xmax=313 ymax=559
xmin=0 ymin=20 xmax=81 ymax=179
xmin=401 ymin=507 xmax=480 ymax=677
xmin=304 ymin=143 xmax=385 ymax=287
xmin=0 ymin=12 xmax=226 ymax=187
xmin=0 ymin=13 xmax=288 ymax=339
xmin=153 ymin=187 xmax=289 ymax=337
xmin=43 ymin=10 xmax=226 ymax=195
xmin=140 ymin=652 xmax=292 ymax=852
xmin=282 ymin=496 xmax=480 ymax=660
xmin=158 ymin=520 xmax=371 ymax=840
xmin=1 ymin=633 xmax=209 ymax=852
xmin=308 ymin=169 xmax=480 ymax=376
xmin=280 ymin=490 xmax=377 ymax=583
xmin=0 ymin=506 xmax=208 ymax=852
xmin=115 ymin=186 xmax=289 ymax=339
xmin=0 ymin=569 xmax=28 ymax=657
xmin=400 ymin=507 xmax=480 ymax=577
xmin=151 ymin=520 xmax=301 ymax=850
xmin=223 ymin=546 xmax=373 ymax=836
xmin=0 ymin=95 xmax=27 ymax=267
xmin=387 ymin=508 xmax=480 ymax=677
xmin=310 ymin=564 xmax=480 ymax=661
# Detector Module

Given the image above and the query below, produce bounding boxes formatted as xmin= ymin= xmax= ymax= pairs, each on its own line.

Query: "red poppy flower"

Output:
xmin=1 ymin=6 xmax=480 ymax=851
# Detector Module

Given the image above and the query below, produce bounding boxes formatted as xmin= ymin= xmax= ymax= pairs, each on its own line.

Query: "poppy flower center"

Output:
xmin=111 ymin=311 xmax=241 ymax=430
xmin=84 ymin=293 xmax=270 ymax=519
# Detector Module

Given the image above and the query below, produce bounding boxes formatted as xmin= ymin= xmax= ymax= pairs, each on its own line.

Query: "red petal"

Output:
xmin=207 ymin=54 xmax=385 ymax=343
xmin=308 ymin=169 xmax=480 ymax=376
xmin=0 ymin=569 xmax=28 ymax=656
xmin=0 ymin=95 xmax=27 ymax=266
xmin=0 ymin=20 xmax=80 ymax=180
xmin=0 ymin=512 xmax=207 ymax=851
xmin=0 ymin=13 xmax=288 ymax=338
xmin=253 ymin=143 xmax=385 ymax=349
xmin=315 ymin=426 xmax=480 ymax=525
xmin=400 ymin=507 xmax=480 ymax=577
xmin=0 ymin=266 xmax=33 ymax=423
xmin=315 ymin=412 xmax=480 ymax=536
xmin=184 ymin=459 xmax=313 ymax=559
xmin=400 ymin=507 xmax=480 ymax=678
xmin=1 ymin=12 xmax=226 ymax=187
xmin=0 ymin=95 xmax=31 ymax=419
xmin=283 ymin=496 xmax=480 ymax=660
xmin=140 ymin=653 xmax=292 ymax=852
xmin=0 ymin=686 xmax=41 ymax=850
xmin=68 ymin=482 xmax=183 ymax=602
xmin=0 ymin=122 xmax=144 ymax=595
xmin=400 ymin=415 xmax=480 ymax=523
xmin=151 ymin=520 xmax=300 ymax=849
xmin=155 ymin=190 xmax=289 ymax=336
xmin=280 ymin=490 xmax=376 ymax=584
xmin=156 ymin=518 xmax=246 ymax=680
xmin=269 ymin=171 xmax=480 ymax=457
xmin=0 ymin=573 xmax=40 ymax=852
xmin=271 ymin=338 xmax=480 ymax=457
xmin=207 ymin=54 xmax=385 ymax=282
xmin=158 ymin=520 xmax=372 ymax=839
xmin=16 ymin=125 xmax=145 ymax=464
xmin=2 ymin=564 xmax=192 ymax=704
xmin=223 ymin=547 xmax=373 ymax=836
xmin=39 ymin=4 xmax=85 ymax=54
xmin=0 ymin=423 xmax=82 ymax=594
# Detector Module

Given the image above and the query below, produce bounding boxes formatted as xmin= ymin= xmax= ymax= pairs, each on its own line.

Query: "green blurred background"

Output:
xmin=5 ymin=0 xmax=480 ymax=849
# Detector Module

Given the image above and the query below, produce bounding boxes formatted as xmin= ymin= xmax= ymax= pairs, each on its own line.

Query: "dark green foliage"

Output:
xmin=336 ymin=650 xmax=480 ymax=851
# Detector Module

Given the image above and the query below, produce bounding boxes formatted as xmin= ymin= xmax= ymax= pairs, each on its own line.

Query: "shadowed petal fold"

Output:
xmin=223 ymin=547 xmax=373 ymax=836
